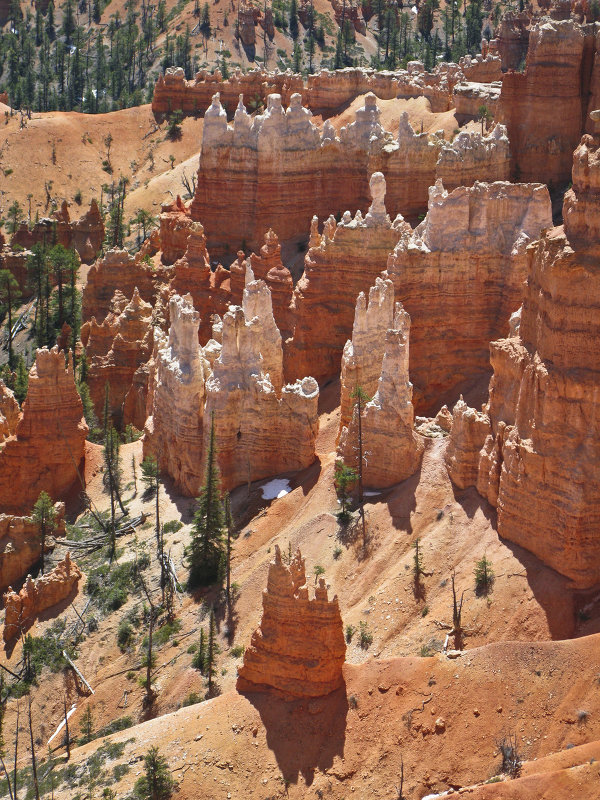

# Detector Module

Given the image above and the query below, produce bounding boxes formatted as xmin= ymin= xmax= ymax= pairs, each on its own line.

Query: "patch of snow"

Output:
xmin=48 ymin=704 xmax=77 ymax=745
xmin=364 ymin=490 xmax=382 ymax=497
xmin=422 ymin=793 xmax=449 ymax=800
xmin=261 ymin=478 xmax=291 ymax=500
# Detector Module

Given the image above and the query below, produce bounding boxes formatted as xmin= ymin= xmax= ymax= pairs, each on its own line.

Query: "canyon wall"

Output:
xmin=385 ymin=179 xmax=552 ymax=412
xmin=448 ymin=134 xmax=600 ymax=588
xmin=237 ymin=545 xmax=345 ymax=698
xmin=496 ymin=18 xmax=600 ymax=185
xmin=0 ymin=347 xmax=88 ymax=515
xmin=190 ymin=92 xmax=509 ymax=258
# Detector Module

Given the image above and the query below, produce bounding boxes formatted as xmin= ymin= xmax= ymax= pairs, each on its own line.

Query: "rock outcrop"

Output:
xmin=0 ymin=381 xmax=20 ymax=443
xmin=338 ymin=276 xmax=396 ymax=437
xmin=144 ymin=294 xmax=209 ymax=496
xmin=444 ymin=397 xmax=491 ymax=489
xmin=3 ymin=553 xmax=81 ymax=642
xmin=450 ymin=134 xmax=600 ymax=588
xmin=0 ymin=503 xmax=66 ymax=592
xmin=81 ymin=288 xmax=154 ymax=429
xmin=496 ymin=19 xmax=600 ymax=184
xmin=205 ymin=276 xmax=319 ymax=491
xmin=190 ymin=92 xmax=508 ymax=258
xmin=172 ymin=222 xmax=231 ymax=343
xmin=285 ymin=173 xmax=410 ymax=384
xmin=385 ymin=179 xmax=552 ymax=412
xmin=436 ymin=124 xmax=510 ymax=191
xmin=10 ymin=200 xmax=104 ymax=264
xmin=338 ymin=297 xmax=423 ymax=488
xmin=83 ymin=248 xmax=169 ymax=324
xmin=237 ymin=546 xmax=345 ymax=698
xmin=0 ymin=348 xmax=88 ymax=515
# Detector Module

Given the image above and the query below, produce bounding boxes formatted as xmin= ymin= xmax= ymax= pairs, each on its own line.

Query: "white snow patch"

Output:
xmin=364 ymin=490 xmax=382 ymax=497
xmin=48 ymin=704 xmax=77 ymax=745
xmin=422 ymin=793 xmax=449 ymax=800
xmin=261 ymin=478 xmax=291 ymax=500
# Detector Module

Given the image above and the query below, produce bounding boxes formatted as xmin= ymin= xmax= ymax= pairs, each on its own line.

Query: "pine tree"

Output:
xmin=134 ymin=746 xmax=174 ymax=800
xmin=289 ymin=0 xmax=299 ymax=39
xmin=206 ymin=609 xmax=220 ymax=695
xmin=474 ymin=553 xmax=494 ymax=596
xmin=0 ymin=270 xmax=20 ymax=370
xmin=62 ymin=0 xmax=76 ymax=45
xmin=334 ymin=460 xmax=356 ymax=521
xmin=191 ymin=627 xmax=206 ymax=673
xmin=79 ymin=705 xmax=94 ymax=744
xmin=187 ymin=414 xmax=225 ymax=589
xmin=32 ymin=491 xmax=57 ymax=575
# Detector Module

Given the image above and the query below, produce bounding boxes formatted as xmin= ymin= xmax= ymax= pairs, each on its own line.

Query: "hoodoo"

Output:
xmin=237 ymin=546 xmax=346 ymax=698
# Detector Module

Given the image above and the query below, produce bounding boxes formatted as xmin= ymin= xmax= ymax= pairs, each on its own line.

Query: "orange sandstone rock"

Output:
xmin=0 ymin=503 xmax=66 ymax=592
xmin=3 ymin=552 xmax=81 ymax=642
xmin=237 ymin=545 xmax=345 ymax=698
xmin=0 ymin=347 xmax=88 ymax=515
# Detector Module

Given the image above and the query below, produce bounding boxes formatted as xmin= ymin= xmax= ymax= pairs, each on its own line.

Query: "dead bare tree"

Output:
xmin=181 ymin=170 xmax=197 ymax=198
xmin=28 ymin=698 xmax=40 ymax=800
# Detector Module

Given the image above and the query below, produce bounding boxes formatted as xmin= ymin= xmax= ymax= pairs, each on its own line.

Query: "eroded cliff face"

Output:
xmin=190 ymin=91 xmax=509 ymax=258
xmin=81 ymin=288 xmax=154 ymax=430
xmin=338 ymin=277 xmax=396 ymax=438
xmin=205 ymin=276 xmax=319 ymax=492
xmin=448 ymin=134 xmax=600 ymax=588
xmin=338 ymin=294 xmax=423 ymax=489
xmin=0 ymin=503 xmax=66 ymax=593
xmin=143 ymin=294 xmax=209 ymax=497
xmin=285 ymin=173 xmax=410 ymax=385
xmin=0 ymin=348 xmax=88 ymax=515
xmin=83 ymin=248 xmax=168 ymax=324
xmin=3 ymin=553 xmax=81 ymax=642
xmin=144 ymin=281 xmax=319 ymax=496
xmin=496 ymin=18 xmax=600 ymax=184
xmin=0 ymin=381 xmax=20 ymax=443
xmin=237 ymin=546 xmax=346 ymax=698
xmin=172 ymin=222 xmax=231 ymax=344
xmin=386 ymin=179 xmax=552 ymax=412
xmin=10 ymin=200 xmax=104 ymax=264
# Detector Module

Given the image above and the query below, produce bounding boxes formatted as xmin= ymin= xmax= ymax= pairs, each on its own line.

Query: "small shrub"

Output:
xmin=314 ymin=564 xmax=325 ymax=581
xmin=358 ymin=620 xmax=373 ymax=650
xmin=166 ymin=110 xmax=183 ymax=141
xmin=419 ymin=644 xmax=432 ymax=657
xmin=348 ymin=694 xmax=358 ymax=709
xmin=577 ymin=709 xmax=590 ymax=725
xmin=333 ymin=545 xmax=343 ymax=559
xmin=474 ymin=554 xmax=495 ymax=597
xmin=117 ymin=620 xmax=134 ymax=651
xmin=74 ymin=188 xmax=83 ymax=204
xmin=345 ymin=624 xmax=356 ymax=643
xmin=421 ymin=605 xmax=429 ymax=617
xmin=182 ymin=692 xmax=203 ymax=707
xmin=229 ymin=645 xmax=244 ymax=658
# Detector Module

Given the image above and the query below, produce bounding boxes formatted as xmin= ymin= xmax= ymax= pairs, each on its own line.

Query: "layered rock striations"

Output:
xmin=338 ymin=297 xmax=423 ymax=488
xmin=338 ymin=276 xmax=396 ymax=437
xmin=285 ymin=173 xmax=410 ymax=385
xmin=3 ymin=553 xmax=81 ymax=642
xmin=205 ymin=277 xmax=319 ymax=491
xmin=144 ymin=280 xmax=319 ymax=496
xmin=190 ymin=92 xmax=509 ymax=258
xmin=0 ymin=348 xmax=88 ymax=515
xmin=83 ymin=248 xmax=169 ymax=323
xmin=449 ymin=134 xmax=600 ymax=588
xmin=385 ymin=179 xmax=552 ymax=412
xmin=237 ymin=546 xmax=345 ymax=698
xmin=11 ymin=200 xmax=104 ymax=264
xmin=144 ymin=294 xmax=209 ymax=497
xmin=172 ymin=222 xmax=231 ymax=343
xmin=436 ymin=124 xmax=510 ymax=191
xmin=81 ymin=288 xmax=154 ymax=429
xmin=0 ymin=503 xmax=66 ymax=592
xmin=496 ymin=18 xmax=600 ymax=184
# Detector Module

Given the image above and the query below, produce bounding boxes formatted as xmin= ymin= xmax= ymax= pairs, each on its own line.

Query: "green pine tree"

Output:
xmin=187 ymin=414 xmax=225 ymax=589
xmin=32 ymin=491 xmax=57 ymax=575
xmin=133 ymin=746 xmax=174 ymax=800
